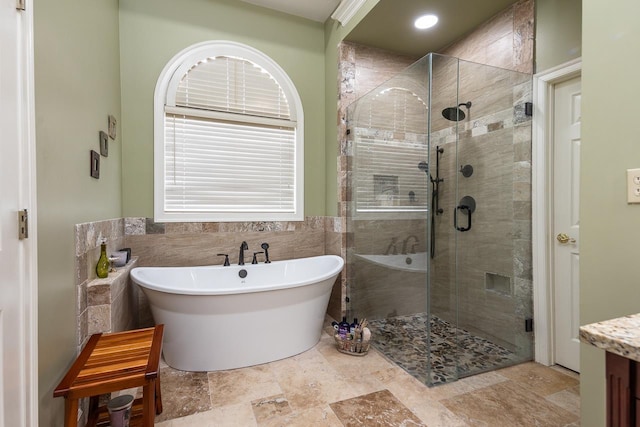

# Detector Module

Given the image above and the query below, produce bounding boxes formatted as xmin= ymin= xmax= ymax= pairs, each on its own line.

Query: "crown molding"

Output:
xmin=331 ymin=0 xmax=367 ymax=26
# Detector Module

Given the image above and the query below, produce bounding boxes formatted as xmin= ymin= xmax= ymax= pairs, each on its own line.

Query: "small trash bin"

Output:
xmin=106 ymin=394 xmax=134 ymax=427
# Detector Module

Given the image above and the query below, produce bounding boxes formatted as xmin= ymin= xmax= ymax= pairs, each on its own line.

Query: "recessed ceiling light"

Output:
xmin=415 ymin=14 xmax=438 ymax=30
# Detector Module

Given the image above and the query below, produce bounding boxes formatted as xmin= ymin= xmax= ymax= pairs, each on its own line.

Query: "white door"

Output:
xmin=552 ymin=76 xmax=581 ymax=372
xmin=0 ymin=0 xmax=37 ymax=425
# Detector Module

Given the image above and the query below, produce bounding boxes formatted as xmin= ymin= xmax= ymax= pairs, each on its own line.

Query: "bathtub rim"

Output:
xmin=130 ymin=254 xmax=344 ymax=296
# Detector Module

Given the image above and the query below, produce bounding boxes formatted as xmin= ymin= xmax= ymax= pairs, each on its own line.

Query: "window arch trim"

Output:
xmin=154 ymin=40 xmax=304 ymax=222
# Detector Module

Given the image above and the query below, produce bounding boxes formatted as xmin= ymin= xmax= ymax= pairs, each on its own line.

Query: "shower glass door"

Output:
xmin=425 ymin=53 xmax=461 ymax=385
xmin=451 ymin=58 xmax=534 ymax=379
xmin=347 ymin=58 xmax=432 ymax=384
xmin=346 ymin=53 xmax=533 ymax=387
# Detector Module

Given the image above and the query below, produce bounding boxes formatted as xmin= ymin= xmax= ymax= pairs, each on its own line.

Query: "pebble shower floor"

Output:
xmin=368 ymin=313 xmax=523 ymax=385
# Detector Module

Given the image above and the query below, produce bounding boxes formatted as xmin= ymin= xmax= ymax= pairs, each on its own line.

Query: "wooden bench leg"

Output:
xmin=142 ymin=380 xmax=155 ymax=427
xmin=63 ymin=397 xmax=79 ymax=427
xmin=155 ymin=375 xmax=163 ymax=415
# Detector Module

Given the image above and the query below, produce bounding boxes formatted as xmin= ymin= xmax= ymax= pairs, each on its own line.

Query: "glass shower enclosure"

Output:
xmin=346 ymin=53 xmax=533 ymax=386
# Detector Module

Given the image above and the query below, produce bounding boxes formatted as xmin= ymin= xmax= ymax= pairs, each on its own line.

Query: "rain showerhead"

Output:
xmin=442 ymin=101 xmax=472 ymax=121
xmin=442 ymin=107 xmax=464 ymax=121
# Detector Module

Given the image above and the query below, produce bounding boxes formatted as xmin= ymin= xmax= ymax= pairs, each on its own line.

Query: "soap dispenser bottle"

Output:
xmin=96 ymin=239 xmax=109 ymax=278
xmin=338 ymin=317 xmax=350 ymax=339
xmin=350 ymin=318 xmax=359 ymax=335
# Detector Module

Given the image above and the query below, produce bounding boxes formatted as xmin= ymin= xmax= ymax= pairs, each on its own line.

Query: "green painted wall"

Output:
xmin=580 ymin=1 xmax=640 ymax=425
xmin=34 ymin=0 xmax=122 ymax=424
xmin=29 ymin=1 xmax=598 ymax=423
xmin=323 ymin=0 xmax=380 ymax=216
xmin=535 ymin=0 xmax=582 ymax=72
xmin=119 ymin=0 xmax=326 ymax=218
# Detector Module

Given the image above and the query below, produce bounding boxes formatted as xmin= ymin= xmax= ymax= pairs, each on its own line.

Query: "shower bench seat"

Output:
xmin=53 ymin=325 xmax=164 ymax=427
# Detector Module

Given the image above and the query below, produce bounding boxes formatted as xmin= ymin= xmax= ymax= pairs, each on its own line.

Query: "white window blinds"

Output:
xmin=164 ymin=113 xmax=295 ymax=212
xmin=174 ymin=56 xmax=291 ymax=119
xmin=159 ymin=52 xmax=301 ymax=219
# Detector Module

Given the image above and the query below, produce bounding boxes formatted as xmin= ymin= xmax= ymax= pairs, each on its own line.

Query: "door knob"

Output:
xmin=556 ymin=233 xmax=576 ymax=244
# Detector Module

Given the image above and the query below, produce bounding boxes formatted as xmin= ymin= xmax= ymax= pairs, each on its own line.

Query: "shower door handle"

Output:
xmin=454 ymin=205 xmax=472 ymax=232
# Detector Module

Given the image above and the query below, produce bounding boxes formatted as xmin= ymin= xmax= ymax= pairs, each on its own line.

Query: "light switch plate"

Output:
xmin=90 ymin=150 xmax=100 ymax=179
xmin=99 ymin=131 xmax=108 ymax=157
xmin=108 ymin=115 xmax=117 ymax=140
xmin=626 ymin=168 xmax=640 ymax=203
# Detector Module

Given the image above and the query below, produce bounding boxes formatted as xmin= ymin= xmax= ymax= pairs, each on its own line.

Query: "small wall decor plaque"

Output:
xmin=90 ymin=150 xmax=100 ymax=179
xmin=108 ymin=115 xmax=117 ymax=140
xmin=99 ymin=131 xmax=109 ymax=157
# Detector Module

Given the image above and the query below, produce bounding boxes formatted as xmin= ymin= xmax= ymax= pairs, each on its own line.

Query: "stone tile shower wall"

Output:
xmin=427 ymin=75 xmax=533 ymax=352
xmin=440 ymin=0 xmax=534 ymax=74
xmin=435 ymin=0 xmax=534 ymax=353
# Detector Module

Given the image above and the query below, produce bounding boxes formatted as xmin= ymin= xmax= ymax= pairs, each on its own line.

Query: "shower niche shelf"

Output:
xmin=485 ymin=272 xmax=512 ymax=296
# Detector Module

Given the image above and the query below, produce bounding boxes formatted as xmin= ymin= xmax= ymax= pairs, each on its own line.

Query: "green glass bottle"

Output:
xmin=96 ymin=240 xmax=109 ymax=278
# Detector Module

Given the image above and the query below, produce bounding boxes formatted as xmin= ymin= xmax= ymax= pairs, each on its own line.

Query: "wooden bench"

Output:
xmin=54 ymin=325 xmax=164 ymax=427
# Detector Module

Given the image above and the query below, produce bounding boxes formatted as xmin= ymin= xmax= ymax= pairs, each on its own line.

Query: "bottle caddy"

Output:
xmin=332 ymin=318 xmax=371 ymax=356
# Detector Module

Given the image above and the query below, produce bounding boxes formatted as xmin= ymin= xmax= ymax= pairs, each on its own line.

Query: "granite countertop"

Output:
xmin=579 ymin=313 xmax=640 ymax=362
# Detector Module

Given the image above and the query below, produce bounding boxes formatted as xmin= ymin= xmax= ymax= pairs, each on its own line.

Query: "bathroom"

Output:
xmin=30 ymin=0 xmax=640 ymax=425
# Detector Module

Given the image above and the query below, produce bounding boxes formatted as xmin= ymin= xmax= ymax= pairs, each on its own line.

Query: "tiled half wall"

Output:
xmin=75 ymin=219 xmax=137 ymax=352
xmin=75 ymin=216 xmax=344 ymax=353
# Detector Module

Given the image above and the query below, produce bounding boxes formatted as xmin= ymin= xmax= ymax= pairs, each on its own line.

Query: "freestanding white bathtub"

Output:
xmin=130 ymin=255 xmax=344 ymax=371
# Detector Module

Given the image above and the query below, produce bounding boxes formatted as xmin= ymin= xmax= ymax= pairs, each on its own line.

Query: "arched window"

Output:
xmin=154 ymin=41 xmax=304 ymax=222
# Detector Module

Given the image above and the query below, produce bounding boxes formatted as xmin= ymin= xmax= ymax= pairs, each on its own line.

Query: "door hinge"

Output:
xmin=525 ymin=102 xmax=533 ymax=116
xmin=525 ymin=318 xmax=533 ymax=332
xmin=16 ymin=0 xmax=25 ymax=11
xmin=18 ymin=209 xmax=29 ymax=239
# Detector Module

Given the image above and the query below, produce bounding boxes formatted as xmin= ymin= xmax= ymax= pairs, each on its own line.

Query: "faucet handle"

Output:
xmin=217 ymin=253 xmax=230 ymax=266
xmin=261 ymin=243 xmax=271 ymax=263
xmin=252 ymin=251 xmax=264 ymax=264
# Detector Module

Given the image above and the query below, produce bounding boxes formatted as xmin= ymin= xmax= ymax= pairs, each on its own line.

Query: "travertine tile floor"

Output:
xmin=150 ymin=319 xmax=580 ymax=426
